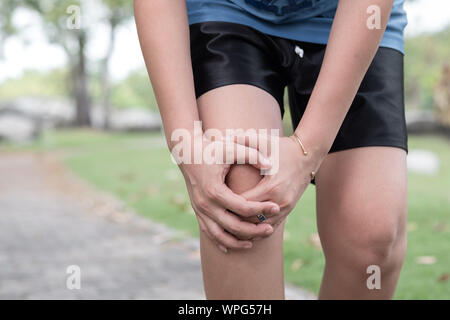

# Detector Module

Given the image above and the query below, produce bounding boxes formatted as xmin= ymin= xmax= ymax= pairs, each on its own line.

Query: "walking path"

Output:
xmin=0 ymin=152 xmax=315 ymax=299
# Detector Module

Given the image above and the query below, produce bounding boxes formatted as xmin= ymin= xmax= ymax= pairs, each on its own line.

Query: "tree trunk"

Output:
xmin=74 ymin=31 xmax=91 ymax=127
xmin=101 ymin=21 xmax=117 ymax=130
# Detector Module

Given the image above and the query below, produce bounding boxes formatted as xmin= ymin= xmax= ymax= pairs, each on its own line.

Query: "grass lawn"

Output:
xmin=2 ymin=129 xmax=449 ymax=299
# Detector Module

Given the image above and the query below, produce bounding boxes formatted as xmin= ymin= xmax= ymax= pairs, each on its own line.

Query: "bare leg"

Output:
xmin=315 ymin=147 xmax=407 ymax=299
xmin=197 ymin=84 xmax=285 ymax=299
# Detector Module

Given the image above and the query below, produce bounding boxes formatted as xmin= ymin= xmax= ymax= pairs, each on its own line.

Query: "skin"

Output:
xmin=134 ymin=0 xmax=280 ymax=253
xmin=315 ymin=147 xmax=407 ymax=299
xmin=197 ymin=85 xmax=286 ymax=299
xmin=135 ymin=0 xmax=407 ymax=299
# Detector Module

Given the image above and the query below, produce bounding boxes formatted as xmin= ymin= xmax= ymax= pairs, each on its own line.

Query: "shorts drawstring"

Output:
xmin=294 ymin=45 xmax=304 ymax=58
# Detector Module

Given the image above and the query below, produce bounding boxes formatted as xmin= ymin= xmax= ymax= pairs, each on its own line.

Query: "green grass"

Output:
xmin=2 ymin=129 xmax=449 ymax=299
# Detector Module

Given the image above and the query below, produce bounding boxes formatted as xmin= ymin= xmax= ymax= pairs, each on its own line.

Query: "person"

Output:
xmin=134 ymin=0 xmax=408 ymax=299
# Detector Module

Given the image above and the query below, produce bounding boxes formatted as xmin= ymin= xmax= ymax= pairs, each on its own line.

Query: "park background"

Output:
xmin=0 ymin=0 xmax=449 ymax=299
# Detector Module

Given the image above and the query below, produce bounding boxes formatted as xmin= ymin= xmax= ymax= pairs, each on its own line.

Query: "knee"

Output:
xmin=326 ymin=215 xmax=407 ymax=277
xmin=362 ymin=227 xmax=405 ymax=270
xmin=342 ymin=224 xmax=406 ymax=275
xmin=225 ymin=164 xmax=265 ymax=225
xmin=226 ymin=164 xmax=262 ymax=194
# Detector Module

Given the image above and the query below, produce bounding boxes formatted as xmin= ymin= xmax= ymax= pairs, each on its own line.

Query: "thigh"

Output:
xmin=315 ymin=146 xmax=407 ymax=261
xmin=197 ymin=84 xmax=285 ymax=299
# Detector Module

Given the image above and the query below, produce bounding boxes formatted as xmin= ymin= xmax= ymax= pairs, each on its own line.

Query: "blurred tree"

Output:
xmin=0 ymin=1 xmax=21 ymax=59
xmin=0 ymin=69 xmax=68 ymax=100
xmin=99 ymin=0 xmax=133 ymax=129
xmin=110 ymin=70 xmax=158 ymax=110
xmin=1 ymin=0 xmax=134 ymax=127
xmin=434 ymin=64 xmax=450 ymax=127
xmin=404 ymin=26 xmax=450 ymax=110
xmin=17 ymin=0 xmax=92 ymax=126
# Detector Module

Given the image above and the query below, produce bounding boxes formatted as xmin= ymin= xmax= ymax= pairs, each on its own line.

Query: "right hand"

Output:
xmin=178 ymin=137 xmax=280 ymax=253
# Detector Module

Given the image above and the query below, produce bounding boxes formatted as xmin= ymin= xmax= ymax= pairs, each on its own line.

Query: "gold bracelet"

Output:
xmin=290 ymin=133 xmax=316 ymax=181
xmin=291 ymin=132 xmax=308 ymax=156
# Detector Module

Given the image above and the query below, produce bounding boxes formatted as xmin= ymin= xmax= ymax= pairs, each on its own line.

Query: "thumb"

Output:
xmin=222 ymin=140 xmax=272 ymax=170
xmin=240 ymin=177 xmax=271 ymax=203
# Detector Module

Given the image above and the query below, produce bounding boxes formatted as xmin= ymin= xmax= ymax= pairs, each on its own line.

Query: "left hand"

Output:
xmin=230 ymin=132 xmax=324 ymax=229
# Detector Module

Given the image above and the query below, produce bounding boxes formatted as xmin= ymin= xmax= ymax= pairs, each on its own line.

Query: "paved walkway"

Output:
xmin=0 ymin=153 xmax=314 ymax=299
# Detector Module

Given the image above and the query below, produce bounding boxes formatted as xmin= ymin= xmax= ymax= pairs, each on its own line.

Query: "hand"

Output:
xmin=233 ymin=133 xmax=325 ymax=229
xmin=179 ymin=136 xmax=280 ymax=253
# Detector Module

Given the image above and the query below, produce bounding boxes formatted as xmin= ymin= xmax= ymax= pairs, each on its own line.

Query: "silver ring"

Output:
xmin=256 ymin=214 xmax=266 ymax=222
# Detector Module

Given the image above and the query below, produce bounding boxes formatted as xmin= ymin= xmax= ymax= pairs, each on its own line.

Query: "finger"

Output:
xmin=214 ymin=183 xmax=279 ymax=217
xmin=261 ymin=215 xmax=285 ymax=229
xmin=221 ymin=141 xmax=271 ymax=169
xmin=197 ymin=214 xmax=213 ymax=239
xmin=217 ymin=244 xmax=228 ymax=253
xmin=227 ymin=132 xmax=270 ymax=151
xmin=239 ymin=178 xmax=272 ymax=203
xmin=197 ymin=214 xmax=211 ymax=236
xmin=197 ymin=214 xmax=228 ymax=253
xmin=203 ymin=215 xmax=254 ymax=250
xmin=214 ymin=209 xmax=274 ymax=239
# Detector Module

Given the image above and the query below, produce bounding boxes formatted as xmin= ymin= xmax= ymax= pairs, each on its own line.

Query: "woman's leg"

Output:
xmin=196 ymin=84 xmax=285 ymax=299
xmin=315 ymin=146 xmax=407 ymax=299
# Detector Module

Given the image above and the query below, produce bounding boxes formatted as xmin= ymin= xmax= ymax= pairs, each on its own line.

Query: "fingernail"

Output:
xmin=218 ymin=245 xmax=228 ymax=253
xmin=271 ymin=206 xmax=279 ymax=214
xmin=265 ymin=227 xmax=273 ymax=235
xmin=243 ymin=242 xmax=252 ymax=249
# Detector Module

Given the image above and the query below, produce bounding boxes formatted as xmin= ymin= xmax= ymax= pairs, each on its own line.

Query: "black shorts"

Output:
xmin=189 ymin=21 xmax=408 ymax=154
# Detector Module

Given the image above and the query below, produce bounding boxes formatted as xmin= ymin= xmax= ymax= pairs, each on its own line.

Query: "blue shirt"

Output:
xmin=186 ymin=0 xmax=407 ymax=54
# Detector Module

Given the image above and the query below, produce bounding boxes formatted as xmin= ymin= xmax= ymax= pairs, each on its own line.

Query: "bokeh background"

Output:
xmin=0 ymin=0 xmax=448 ymax=299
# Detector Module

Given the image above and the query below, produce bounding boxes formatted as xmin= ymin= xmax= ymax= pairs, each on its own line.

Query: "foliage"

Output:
xmin=404 ymin=26 xmax=450 ymax=110
xmin=100 ymin=0 xmax=133 ymax=26
xmin=0 ymin=69 xmax=69 ymax=100
xmin=0 ymin=68 xmax=159 ymax=110
xmin=110 ymin=71 xmax=158 ymax=110
xmin=0 ymin=0 xmax=135 ymax=125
